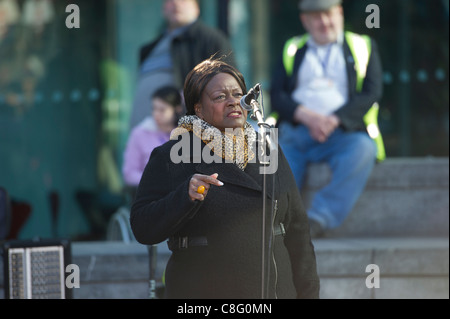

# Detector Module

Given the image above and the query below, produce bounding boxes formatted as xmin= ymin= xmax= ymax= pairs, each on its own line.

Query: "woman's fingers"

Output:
xmin=189 ymin=173 xmax=224 ymax=202
xmin=189 ymin=182 xmax=205 ymax=201
xmin=199 ymin=173 xmax=224 ymax=187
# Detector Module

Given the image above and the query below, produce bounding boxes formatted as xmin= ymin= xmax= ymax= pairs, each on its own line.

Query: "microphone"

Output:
xmin=240 ymin=83 xmax=261 ymax=111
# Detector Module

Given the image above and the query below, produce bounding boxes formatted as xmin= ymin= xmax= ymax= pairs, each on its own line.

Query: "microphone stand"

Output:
xmin=147 ymin=244 xmax=158 ymax=299
xmin=247 ymin=92 xmax=277 ymax=300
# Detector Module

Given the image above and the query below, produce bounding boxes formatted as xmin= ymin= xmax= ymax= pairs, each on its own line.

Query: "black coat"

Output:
xmin=139 ymin=20 xmax=236 ymax=88
xmin=130 ymin=132 xmax=320 ymax=299
xmin=270 ymin=35 xmax=383 ymax=132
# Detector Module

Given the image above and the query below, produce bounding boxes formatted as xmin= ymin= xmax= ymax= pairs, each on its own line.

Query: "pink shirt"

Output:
xmin=122 ymin=117 xmax=171 ymax=186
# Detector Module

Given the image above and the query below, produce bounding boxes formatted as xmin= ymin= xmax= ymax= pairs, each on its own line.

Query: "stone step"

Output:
xmin=313 ymin=237 xmax=449 ymax=299
xmin=301 ymin=157 xmax=449 ymax=237
xmin=2 ymin=239 xmax=446 ymax=299
xmin=69 ymin=238 xmax=450 ymax=299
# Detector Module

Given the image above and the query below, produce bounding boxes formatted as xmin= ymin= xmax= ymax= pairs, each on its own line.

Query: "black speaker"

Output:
xmin=2 ymin=238 xmax=72 ymax=299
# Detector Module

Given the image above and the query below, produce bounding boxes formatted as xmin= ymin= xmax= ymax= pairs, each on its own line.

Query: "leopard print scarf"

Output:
xmin=170 ymin=115 xmax=256 ymax=170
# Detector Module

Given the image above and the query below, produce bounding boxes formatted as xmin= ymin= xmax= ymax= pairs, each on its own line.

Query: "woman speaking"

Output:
xmin=130 ymin=58 xmax=320 ymax=299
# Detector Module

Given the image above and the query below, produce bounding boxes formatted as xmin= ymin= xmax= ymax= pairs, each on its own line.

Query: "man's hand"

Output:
xmin=294 ymin=105 xmax=340 ymax=143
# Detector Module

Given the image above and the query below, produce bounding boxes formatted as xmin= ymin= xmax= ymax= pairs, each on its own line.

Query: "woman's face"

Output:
xmin=195 ymin=73 xmax=247 ymax=132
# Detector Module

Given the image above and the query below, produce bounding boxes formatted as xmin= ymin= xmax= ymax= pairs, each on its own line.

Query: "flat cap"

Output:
xmin=299 ymin=0 xmax=342 ymax=12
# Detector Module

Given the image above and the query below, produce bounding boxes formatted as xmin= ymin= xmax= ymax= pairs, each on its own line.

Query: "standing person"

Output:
xmin=130 ymin=58 xmax=320 ymax=299
xmin=270 ymin=0 xmax=384 ymax=237
xmin=129 ymin=0 xmax=235 ymax=130
xmin=122 ymin=85 xmax=183 ymax=190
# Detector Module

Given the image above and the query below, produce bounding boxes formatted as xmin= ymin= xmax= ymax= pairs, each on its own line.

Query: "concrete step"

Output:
xmin=313 ymin=237 xmax=449 ymax=299
xmin=2 ymin=239 xmax=447 ymax=299
xmin=301 ymin=157 xmax=449 ymax=237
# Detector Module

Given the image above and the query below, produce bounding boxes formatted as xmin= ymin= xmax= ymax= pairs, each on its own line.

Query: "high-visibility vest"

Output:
xmin=280 ymin=31 xmax=386 ymax=162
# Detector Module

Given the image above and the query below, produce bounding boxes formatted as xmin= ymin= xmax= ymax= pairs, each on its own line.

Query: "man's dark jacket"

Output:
xmin=139 ymin=20 xmax=236 ymax=88
xmin=270 ymin=35 xmax=383 ymax=132
xmin=130 ymin=132 xmax=320 ymax=299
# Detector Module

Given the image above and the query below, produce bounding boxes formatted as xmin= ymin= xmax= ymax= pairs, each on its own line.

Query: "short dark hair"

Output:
xmin=152 ymin=86 xmax=184 ymax=126
xmin=152 ymin=85 xmax=182 ymax=108
xmin=183 ymin=57 xmax=247 ymax=116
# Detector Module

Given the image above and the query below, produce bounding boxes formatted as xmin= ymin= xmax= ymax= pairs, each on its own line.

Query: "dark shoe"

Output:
xmin=308 ymin=219 xmax=325 ymax=238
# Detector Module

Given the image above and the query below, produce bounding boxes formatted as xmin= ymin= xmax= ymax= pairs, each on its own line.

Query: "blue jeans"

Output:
xmin=278 ymin=122 xmax=377 ymax=230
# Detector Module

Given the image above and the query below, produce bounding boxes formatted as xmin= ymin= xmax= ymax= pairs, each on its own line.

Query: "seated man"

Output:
xmin=270 ymin=0 xmax=384 ymax=237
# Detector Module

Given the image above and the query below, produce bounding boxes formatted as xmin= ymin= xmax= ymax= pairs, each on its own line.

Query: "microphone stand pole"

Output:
xmin=248 ymin=98 xmax=277 ymax=300
xmin=147 ymin=244 xmax=158 ymax=299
